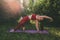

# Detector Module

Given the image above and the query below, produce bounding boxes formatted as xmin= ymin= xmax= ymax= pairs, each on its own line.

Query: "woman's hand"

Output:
xmin=49 ymin=18 xmax=53 ymax=22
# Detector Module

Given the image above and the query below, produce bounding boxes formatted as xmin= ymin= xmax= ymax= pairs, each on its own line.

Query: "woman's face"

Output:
xmin=37 ymin=16 xmax=44 ymax=21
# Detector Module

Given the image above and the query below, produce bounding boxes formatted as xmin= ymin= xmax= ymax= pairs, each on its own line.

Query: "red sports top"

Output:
xmin=31 ymin=14 xmax=36 ymax=20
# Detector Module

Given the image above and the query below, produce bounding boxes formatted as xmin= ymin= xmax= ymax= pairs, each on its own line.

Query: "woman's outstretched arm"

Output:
xmin=43 ymin=16 xmax=53 ymax=22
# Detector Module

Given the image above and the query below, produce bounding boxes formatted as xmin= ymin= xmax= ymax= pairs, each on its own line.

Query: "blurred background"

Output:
xmin=0 ymin=0 xmax=60 ymax=40
xmin=0 ymin=0 xmax=60 ymax=27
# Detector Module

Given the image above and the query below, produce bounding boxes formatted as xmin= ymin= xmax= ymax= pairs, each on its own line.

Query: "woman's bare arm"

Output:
xmin=43 ymin=16 xmax=53 ymax=22
xmin=39 ymin=16 xmax=53 ymax=22
xmin=35 ymin=20 xmax=39 ymax=31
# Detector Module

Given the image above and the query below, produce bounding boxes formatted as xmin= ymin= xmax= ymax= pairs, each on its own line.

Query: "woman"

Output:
xmin=11 ymin=14 xmax=53 ymax=32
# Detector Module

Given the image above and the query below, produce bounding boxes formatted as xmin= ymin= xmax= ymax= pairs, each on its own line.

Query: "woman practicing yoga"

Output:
xmin=11 ymin=14 xmax=53 ymax=32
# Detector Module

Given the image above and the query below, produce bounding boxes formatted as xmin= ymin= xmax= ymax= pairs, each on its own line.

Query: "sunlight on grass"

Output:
xmin=45 ymin=27 xmax=60 ymax=37
xmin=50 ymin=29 xmax=60 ymax=37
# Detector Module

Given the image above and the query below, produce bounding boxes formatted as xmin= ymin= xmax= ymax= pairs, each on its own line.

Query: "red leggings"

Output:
xmin=14 ymin=16 xmax=29 ymax=30
xmin=14 ymin=14 xmax=36 ymax=30
xmin=19 ymin=14 xmax=36 ymax=25
xmin=19 ymin=16 xmax=29 ymax=26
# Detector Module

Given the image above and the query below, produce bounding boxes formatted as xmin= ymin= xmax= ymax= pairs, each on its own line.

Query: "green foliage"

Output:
xmin=28 ymin=0 xmax=60 ymax=26
xmin=0 ymin=0 xmax=60 ymax=26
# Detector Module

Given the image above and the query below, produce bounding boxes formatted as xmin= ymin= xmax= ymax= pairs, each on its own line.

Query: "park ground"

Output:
xmin=0 ymin=23 xmax=60 ymax=40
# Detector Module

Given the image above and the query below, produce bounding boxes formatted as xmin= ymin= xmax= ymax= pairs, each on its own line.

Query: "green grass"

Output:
xmin=0 ymin=23 xmax=60 ymax=40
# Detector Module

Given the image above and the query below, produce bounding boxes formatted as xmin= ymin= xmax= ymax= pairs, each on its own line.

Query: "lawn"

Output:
xmin=0 ymin=23 xmax=60 ymax=40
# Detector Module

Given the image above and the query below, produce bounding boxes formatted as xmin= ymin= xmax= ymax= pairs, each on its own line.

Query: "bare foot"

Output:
xmin=10 ymin=29 xmax=15 ymax=32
